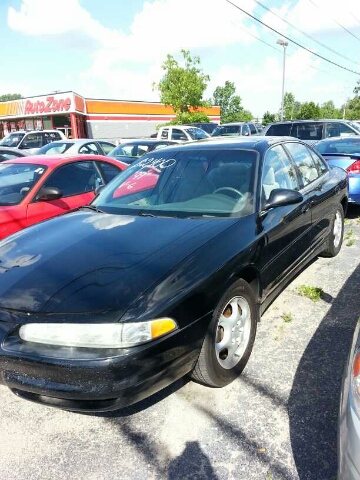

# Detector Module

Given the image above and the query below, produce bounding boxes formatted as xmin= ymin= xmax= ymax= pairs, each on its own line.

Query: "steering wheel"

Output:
xmin=214 ymin=187 xmax=244 ymax=199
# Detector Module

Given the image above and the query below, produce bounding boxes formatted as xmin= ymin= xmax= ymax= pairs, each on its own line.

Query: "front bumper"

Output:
xmin=339 ymin=386 xmax=360 ymax=479
xmin=0 ymin=315 xmax=210 ymax=412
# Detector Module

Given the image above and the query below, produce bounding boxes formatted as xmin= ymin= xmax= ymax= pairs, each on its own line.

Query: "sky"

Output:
xmin=1 ymin=0 xmax=360 ymax=118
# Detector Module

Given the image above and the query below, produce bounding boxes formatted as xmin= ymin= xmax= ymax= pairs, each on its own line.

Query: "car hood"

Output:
xmin=0 ymin=211 xmax=234 ymax=318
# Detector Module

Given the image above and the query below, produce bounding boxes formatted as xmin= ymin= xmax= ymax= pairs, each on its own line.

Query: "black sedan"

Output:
xmin=107 ymin=139 xmax=178 ymax=165
xmin=0 ymin=137 xmax=347 ymax=412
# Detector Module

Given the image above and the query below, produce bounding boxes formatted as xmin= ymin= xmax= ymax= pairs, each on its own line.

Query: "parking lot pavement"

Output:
xmin=1 ymin=207 xmax=360 ymax=480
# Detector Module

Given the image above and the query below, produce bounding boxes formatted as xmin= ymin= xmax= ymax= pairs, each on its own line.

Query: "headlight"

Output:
xmin=352 ymin=350 xmax=360 ymax=417
xmin=19 ymin=318 xmax=177 ymax=348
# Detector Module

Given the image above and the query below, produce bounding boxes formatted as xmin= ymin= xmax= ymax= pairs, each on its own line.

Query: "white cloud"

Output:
xmin=208 ymin=48 xmax=335 ymax=116
xmin=6 ymin=0 xmax=357 ymax=114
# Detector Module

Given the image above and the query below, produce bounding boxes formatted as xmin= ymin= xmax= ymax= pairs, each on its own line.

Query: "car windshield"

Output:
xmin=315 ymin=138 xmax=360 ymax=155
xmin=37 ymin=142 xmax=74 ymax=155
xmin=349 ymin=122 xmax=360 ymax=133
xmin=212 ymin=126 xmax=241 ymax=136
xmin=0 ymin=133 xmax=25 ymax=147
xmin=184 ymin=128 xmax=209 ymax=140
xmin=0 ymin=163 xmax=47 ymax=206
xmin=93 ymin=148 xmax=257 ymax=218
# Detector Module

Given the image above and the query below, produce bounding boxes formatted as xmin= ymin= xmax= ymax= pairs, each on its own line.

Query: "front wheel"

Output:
xmin=321 ymin=204 xmax=344 ymax=258
xmin=191 ymin=279 xmax=258 ymax=387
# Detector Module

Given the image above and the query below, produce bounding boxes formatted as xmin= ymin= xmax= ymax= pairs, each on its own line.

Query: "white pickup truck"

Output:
xmin=155 ymin=125 xmax=210 ymax=142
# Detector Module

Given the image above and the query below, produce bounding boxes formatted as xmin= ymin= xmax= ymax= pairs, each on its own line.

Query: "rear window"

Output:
xmin=315 ymin=138 xmax=360 ymax=155
xmin=266 ymin=124 xmax=292 ymax=136
xmin=291 ymin=123 xmax=323 ymax=140
xmin=212 ymin=125 xmax=241 ymax=136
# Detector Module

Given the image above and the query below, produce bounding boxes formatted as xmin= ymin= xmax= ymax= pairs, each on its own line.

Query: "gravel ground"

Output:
xmin=1 ymin=206 xmax=360 ymax=480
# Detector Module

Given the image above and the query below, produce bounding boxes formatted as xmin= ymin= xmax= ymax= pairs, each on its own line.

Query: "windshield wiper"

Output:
xmin=79 ymin=205 xmax=105 ymax=213
xmin=138 ymin=212 xmax=156 ymax=217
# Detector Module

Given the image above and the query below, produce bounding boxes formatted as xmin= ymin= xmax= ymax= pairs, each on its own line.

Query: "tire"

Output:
xmin=321 ymin=204 xmax=344 ymax=258
xmin=191 ymin=279 xmax=258 ymax=387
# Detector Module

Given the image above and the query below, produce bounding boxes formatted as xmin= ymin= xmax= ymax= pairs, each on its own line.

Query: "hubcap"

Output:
xmin=215 ymin=296 xmax=252 ymax=370
xmin=333 ymin=210 xmax=342 ymax=248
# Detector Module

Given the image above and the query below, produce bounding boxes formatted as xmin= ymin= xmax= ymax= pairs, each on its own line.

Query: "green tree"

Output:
xmin=298 ymin=101 xmax=321 ymax=119
xmin=154 ymin=50 xmax=210 ymax=114
xmin=212 ymin=81 xmax=252 ymax=123
xmin=262 ymin=111 xmax=276 ymax=125
xmin=283 ymin=92 xmax=295 ymax=120
xmin=0 ymin=93 xmax=22 ymax=102
xmin=320 ymin=100 xmax=341 ymax=119
xmin=344 ymin=96 xmax=360 ymax=120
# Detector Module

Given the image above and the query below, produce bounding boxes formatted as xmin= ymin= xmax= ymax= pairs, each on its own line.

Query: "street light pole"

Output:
xmin=277 ymin=39 xmax=288 ymax=121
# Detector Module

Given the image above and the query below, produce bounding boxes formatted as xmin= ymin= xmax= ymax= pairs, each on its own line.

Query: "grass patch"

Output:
xmin=282 ymin=312 xmax=292 ymax=323
xmin=345 ymin=227 xmax=356 ymax=247
xmin=344 ymin=218 xmax=353 ymax=225
xmin=297 ymin=285 xmax=323 ymax=302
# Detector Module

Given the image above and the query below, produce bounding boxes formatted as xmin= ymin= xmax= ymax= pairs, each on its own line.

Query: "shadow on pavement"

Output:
xmin=168 ymin=441 xmax=218 ymax=479
xmin=288 ymin=263 xmax=360 ymax=479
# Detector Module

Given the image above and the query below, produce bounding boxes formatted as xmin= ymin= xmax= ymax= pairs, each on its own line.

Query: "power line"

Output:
xmin=251 ymin=0 xmax=359 ymax=66
xmin=225 ymin=0 xmax=360 ymax=76
xmin=308 ymin=0 xmax=360 ymax=44
xmin=230 ymin=19 xmax=334 ymax=77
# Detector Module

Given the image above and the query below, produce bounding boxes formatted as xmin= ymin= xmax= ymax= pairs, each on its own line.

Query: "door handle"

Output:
xmin=335 ymin=186 xmax=340 ymax=194
xmin=301 ymin=204 xmax=310 ymax=214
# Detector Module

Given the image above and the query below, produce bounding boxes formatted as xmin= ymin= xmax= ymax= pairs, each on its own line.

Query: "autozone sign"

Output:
xmin=24 ymin=95 xmax=72 ymax=115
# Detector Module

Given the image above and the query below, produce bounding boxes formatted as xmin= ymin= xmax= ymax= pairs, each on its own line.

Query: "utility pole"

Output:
xmin=277 ymin=39 xmax=288 ymax=121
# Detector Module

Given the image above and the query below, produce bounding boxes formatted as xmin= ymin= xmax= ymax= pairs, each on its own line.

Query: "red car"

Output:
xmin=0 ymin=154 xmax=126 ymax=239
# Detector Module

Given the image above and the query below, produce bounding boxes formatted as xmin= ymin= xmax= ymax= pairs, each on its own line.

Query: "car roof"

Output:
xmin=119 ymin=139 xmax=177 ymax=145
xmin=217 ymin=122 xmax=249 ymax=126
xmin=315 ymin=135 xmax=360 ymax=143
xmin=267 ymin=119 xmax=354 ymax=124
xmin=43 ymin=139 xmax=99 ymax=145
xmin=1 ymin=154 xmax=115 ymax=167
xmin=152 ymin=136 xmax=298 ymax=152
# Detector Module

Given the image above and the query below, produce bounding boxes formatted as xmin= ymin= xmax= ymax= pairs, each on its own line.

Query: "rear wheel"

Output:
xmin=191 ymin=279 xmax=258 ymax=387
xmin=321 ymin=205 xmax=344 ymax=257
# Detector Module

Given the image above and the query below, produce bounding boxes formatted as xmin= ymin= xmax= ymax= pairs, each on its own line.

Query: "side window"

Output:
xmin=161 ymin=129 xmax=169 ymax=140
xmin=292 ymin=123 xmax=323 ymax=140
xmin=98 ymin=141 xmax=115 ymax=154
xmin=307 ymin=147 xmax=328 ymax=176
xmin=285 ymin=142 xmax=319 ymax=187
xmin=266 ymin=124 xmax=291 ymax=136
xmin=21 ymin=133 xmax=43 ymax=149
xmin=248 ymin=123 xmax=257 ymax=135
xmin=43 ymin=132 xmax=60 ymax=145
xmin=43 ymin=161 xmax=102 ymax=197
xmin=97 ymin=162 xmax=122 ymax=183
xmin=242 ymin=124 xmax=250 ymax=136
xmin=325 ymin=122 xmax=355 ymax=138
xmin=262 ymin=145 xmax=299 ymax=202
xmin=171 ymin=129 xmax=187 ymax=141
xmin=79 ymin=142 xmax=101 ymax=155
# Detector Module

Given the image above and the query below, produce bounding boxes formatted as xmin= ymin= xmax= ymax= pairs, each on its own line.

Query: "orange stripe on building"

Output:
xmin=85 ymin=100 xmax=220 ymax=117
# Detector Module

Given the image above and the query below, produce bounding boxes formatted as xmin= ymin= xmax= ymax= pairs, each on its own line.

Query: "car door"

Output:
xmin=258 ymin=144 xmax=311 ymax=297
xmin=284 ymin=141 xmax=331 ymax=249
xmin=26 ymin=161 xmax=102 ymax=226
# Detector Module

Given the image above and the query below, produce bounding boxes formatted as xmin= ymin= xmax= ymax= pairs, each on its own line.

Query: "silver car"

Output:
xmin=339 ymin=320 xmax=360 ymax=479
xmin=35 ymin=139 xmax=116 ymax=156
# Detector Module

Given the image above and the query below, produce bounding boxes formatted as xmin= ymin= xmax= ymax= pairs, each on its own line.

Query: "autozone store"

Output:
xmin=0 ymin=91 xmax=221 ymax=141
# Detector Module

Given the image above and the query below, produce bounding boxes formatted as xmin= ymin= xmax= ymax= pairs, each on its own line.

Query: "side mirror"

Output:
xmin=95 ymin=184 xmax=105 ymax=196
xmin=264 ymin=188 xmax=303 ymax=211
xmin=36 ymin=186 xmax=62 ymax=202
xmin=19 ymin=143 xmax=29 ymax=149
xmin=244 ymin=131 xmax=250 ymax=136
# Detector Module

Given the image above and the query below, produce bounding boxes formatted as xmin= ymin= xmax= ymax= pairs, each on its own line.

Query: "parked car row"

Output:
xmin=0 ymin=125 xmax=358 ymax=479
